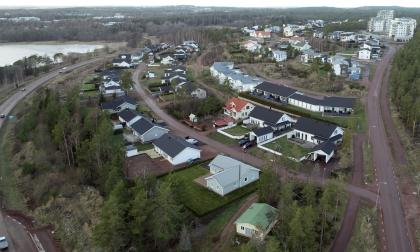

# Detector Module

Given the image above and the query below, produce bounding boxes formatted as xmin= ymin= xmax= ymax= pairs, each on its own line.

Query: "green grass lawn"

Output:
xmin=80 ymin=83 xmax=96 ymax=92
xmin=262 ymin=137 xmax=310 ymax=159
xmin=135 ymin=142 xmax=154 ymax=151
xmin=80 ymin=90 xmax=99 ymax=98
xmin=159 ymin=94 xmax=176 ymax=102
xmin=222 ymin=125 xmax=250 ymax=136
xmin=208 ymin=132 xmax=238 ymax=145
xmin=161 ymin=165 xmax=258 ymax=216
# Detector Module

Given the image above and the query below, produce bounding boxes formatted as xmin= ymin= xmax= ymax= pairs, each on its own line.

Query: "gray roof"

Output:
xmin=293 ymin=117 xmax=339 ymax=140
xmin=118 ymin=109 xmax=141 ymax=122
xmin=252 ymin=126 xmax=273 ymax=137
xmin=211 ymin=62 xmax=234 ymax=75
xmin=290 ymin=93 xmax=355 ymax=108
xmin=312 ymin=140 xmax=336 ymax=155
xmin=101 ymin=96 xmax=137 ymax=110
xmin=254 ymin=82 xmax=297 ymax=98
xmin=249 ymin=106 xmax=287 ymax=126
xmin=207 ymin=155 xmax=260 ymax=187
xmin=131 ymin=117 xmax=165 ymax=136
xmin=153 ymin=133 xmax=199 ymax=158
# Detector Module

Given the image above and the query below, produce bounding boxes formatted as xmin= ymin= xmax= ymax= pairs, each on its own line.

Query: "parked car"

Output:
xmin=20 ymin=88 xmax=26 ymax=91
xmin=187 ymin=158 xmax=200 ymax=165
xmin=0 ymin=236 xmax=8 ymax=250
xmin=242 ymin=141 xmax=254 ymax=150
xmin=0 ymin=114 xmax=5 ymax=119
xmin=185 ymin=138 xmax=199 ymax=145
xmin=238 ymin=138 xmax=249 ymax=146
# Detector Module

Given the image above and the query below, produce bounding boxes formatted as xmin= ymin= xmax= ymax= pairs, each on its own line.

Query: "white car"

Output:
xmin=0 ymin=236 xmax=8 ymax=250
xmin=185 ymin=138 xmax=199 ymax=145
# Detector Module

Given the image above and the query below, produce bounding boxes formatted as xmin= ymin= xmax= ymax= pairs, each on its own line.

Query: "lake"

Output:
xmin=0 ymin=43 xmax=104 ymax=66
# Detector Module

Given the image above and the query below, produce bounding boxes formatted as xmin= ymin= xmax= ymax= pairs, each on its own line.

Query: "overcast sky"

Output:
xmin=1 ymin=0 xmax=420 ymax=8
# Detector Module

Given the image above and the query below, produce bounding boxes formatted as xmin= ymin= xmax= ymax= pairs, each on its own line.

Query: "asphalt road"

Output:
xmin=0 ymin=58 xmax=102 ymax=251
xmin=132 ymin=64 xmax=377 ymax=203
xmin=367 ymin=45 xmax=412 ymax=251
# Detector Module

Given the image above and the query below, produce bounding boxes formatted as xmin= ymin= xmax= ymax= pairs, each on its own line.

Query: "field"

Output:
xmin=208 ymin=132 xmax=238 ymax=145
xmin=262 ymin=136 xmax=310 ymax=159
xmin=160 ymin=165 xmax=257 ymax=216
xmin=222 ymin=125 xmax=250 ymax=137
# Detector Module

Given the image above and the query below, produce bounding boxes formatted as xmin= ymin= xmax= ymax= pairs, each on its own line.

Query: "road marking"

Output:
xmin=29 ymin=233 xmax=46 ymax=252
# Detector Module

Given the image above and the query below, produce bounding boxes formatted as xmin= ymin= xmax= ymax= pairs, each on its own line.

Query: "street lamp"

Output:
xmin=375 ymin=181 xmax=388 ymax=209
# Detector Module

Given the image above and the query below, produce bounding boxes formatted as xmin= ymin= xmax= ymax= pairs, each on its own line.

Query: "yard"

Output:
xmin=262 ymin=136 xmax=310 ymax=159
xmin=222 ymin=125 xmax=250 ymax=137
xmin=80 ymin=83 xmax=96 ymax=92
xmin=208 ymin=132 xmax=238 ymax=145
xmin=160 ymin=165 xmax=258 ymax=216
xmin=135 ymin=142 xmax=154 ymax=151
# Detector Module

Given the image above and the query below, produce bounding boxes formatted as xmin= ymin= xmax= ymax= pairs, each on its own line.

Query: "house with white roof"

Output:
xmin=210 ymin=62 xmax=262 ymax=92
xmin=243 ymin=40 xmax=262 ymax=53
xmin=205 ymin=155 xmax=260 ymax=196
xmin=272 ymin=50 xmax=287 ymax=62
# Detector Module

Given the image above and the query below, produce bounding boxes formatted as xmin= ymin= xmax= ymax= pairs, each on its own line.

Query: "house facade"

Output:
xmin=153 ymin=134 xmax=201 ymax=165
xmin=287 ymin=117 xmax=344 ymax=145
xmin=247 ymin=106 xmax=294 ymax=131
xmin=205 ymin=155 xmax=260 ymax=196
xmin=272 ymin=50 xmax=287 ymax=62
xmin=224 ymin=97 xmax=255 ymax=120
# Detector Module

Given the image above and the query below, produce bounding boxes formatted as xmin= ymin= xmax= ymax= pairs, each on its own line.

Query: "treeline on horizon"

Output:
xmin=390 ymin=32 xmax=420 ymax=138
xmin=0 ymin=6 xmax=420 ymax=43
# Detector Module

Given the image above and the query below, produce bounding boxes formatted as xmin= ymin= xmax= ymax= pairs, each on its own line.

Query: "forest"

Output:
xmin=390 ymin=32 xmax=420 ymax=138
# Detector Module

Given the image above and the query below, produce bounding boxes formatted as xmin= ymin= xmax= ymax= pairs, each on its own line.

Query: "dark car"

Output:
xmin=238 ymin=138 xmax=249 ymax=146
xmin=242 ymin=141 xmax=254 ymax=150
xmin=0 ymin=114 xmax=5 ymax=119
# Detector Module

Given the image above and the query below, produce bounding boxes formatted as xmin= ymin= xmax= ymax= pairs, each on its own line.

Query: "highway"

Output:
xmin=0 ymin=58 xmax=102 ymax=251
xmin=367 ymin=45 xmax=412 ymax=251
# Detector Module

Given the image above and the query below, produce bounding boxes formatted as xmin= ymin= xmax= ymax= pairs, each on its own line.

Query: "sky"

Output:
xmin=1 ymin=0 xmax=420 ymax=8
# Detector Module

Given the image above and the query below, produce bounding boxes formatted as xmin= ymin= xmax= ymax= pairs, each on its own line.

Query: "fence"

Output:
xmin=216 ymin=123 xmax=247 ymax=139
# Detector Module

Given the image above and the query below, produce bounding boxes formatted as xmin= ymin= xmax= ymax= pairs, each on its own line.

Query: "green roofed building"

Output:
xmin=234 ymin=203 xmax=278 ymax=240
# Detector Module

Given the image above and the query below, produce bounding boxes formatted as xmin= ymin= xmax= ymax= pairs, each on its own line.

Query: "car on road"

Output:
xmin=185 ymin=137 xmax=199 ymax=145
xmin=0 ymin=236 xmax=8 ymax=250
xmin=20 ymin=88 xmax=26 ymax=91
xmin=59 ymin=67 xmax=70 ymax=73
xmin=0 ymin=114 xmax=5 ymax=119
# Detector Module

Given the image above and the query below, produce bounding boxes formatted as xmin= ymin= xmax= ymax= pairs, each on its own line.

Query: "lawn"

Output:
xmin=208 ymin=132 xmax=238 ymax=145
xmin=159 ymin=94 xmax=176 ymax=102
xmin=80 ymin=83 xmax=96 ymax=92
xmin=80 ymin=90 xmax=99 ymax=98
xmin=262 ymin=136 xmax=310 ymax=159
xmin=160 ymin=165 xmax=258 ymax=216
xmin=222 ymin=125 xmax=250 ymax=137
xmin=135 ymin=142 xmax=154 ymax=151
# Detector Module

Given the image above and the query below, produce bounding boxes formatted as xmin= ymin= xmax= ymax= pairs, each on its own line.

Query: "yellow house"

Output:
xmin=234 ymin=203 xmax=278 ymax=240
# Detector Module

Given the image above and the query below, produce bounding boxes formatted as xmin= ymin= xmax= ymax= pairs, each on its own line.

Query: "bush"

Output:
xmin=21 ymin=162 xmax=37 ymax=176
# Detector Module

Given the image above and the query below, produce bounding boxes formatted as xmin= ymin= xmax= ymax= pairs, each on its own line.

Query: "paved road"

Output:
xmin=330 ymin=134 xmax=364 ymax=251
xmin=0 ymin=58 xmax=101 ymax=129
xmin=0 ymin=58 xmax=103 ymax=251
xmin=0 ymin=212 xmax=36 ymax=252
xmin=367 ymin=45 xmax=412 ymax=251
xmin=132 ymin=64 xmax=377 ymax=203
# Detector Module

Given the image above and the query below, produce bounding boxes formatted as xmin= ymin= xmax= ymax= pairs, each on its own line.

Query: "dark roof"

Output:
xmin=290 ymin=93 xmax=356 ymax=109
xmin=112 ymin=58 xmax=131 ymax=64
xmin=252 ymin=126 xmax=273 ymax=137
xmin=293 ymin=117 xmax=339 ymax=140
xmin=255 ymin=81 xmax=297 ymax=98
xmin=105 ymin=85 xmax=122 ymax=90
xmin=249 ymin=106 xmax=286 ymax=126
xmin=118 ymin=109 xmax=141 ymax=122
xmin=160 ymin=85 xmax=173 ymax=93
xmin=131 ymin=117 xmax=163 ymax=135
xmin=101 ymin=96 xmax=137 ymax=110
xmin=312 ymin=140 xmax=336 ymax=155
xmin=153 ymin=133 xmax=199 ymax=158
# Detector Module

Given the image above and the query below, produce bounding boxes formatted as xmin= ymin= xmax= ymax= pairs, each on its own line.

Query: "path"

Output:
xmin=213 ymin=193 xmax=258 ymax=252
xmin=366 ymin=45 xmax=412 ymax=251
xmin=330 ymin=134 xmax=364 ymax=251
xmin=0 ymin=211 xmax=36 ymax=252
xmin=132 ymin=64 xmax=377 ymax=203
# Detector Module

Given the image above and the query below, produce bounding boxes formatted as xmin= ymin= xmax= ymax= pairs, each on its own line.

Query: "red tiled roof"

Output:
xmin=224 ymin=97 xmax=249 ymax=113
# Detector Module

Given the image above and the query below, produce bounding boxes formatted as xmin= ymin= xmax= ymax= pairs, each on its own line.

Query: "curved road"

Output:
xmin=367 ymin=45 xmax=412 ymax=251
xmin=0 ymin=58 xmax=103 ymax=251
xmin=132 ymin=64 xmax=377 ymax=203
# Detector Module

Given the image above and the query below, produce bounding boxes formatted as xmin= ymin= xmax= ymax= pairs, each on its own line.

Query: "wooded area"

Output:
xmin=390 ymin=32 xmax=420 ymax=138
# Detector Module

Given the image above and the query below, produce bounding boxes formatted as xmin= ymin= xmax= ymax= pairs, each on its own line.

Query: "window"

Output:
xmin=241 ymin=226 xmax=245 ymax=230
xmin=244 ymin=177 xmax=248 ymax=182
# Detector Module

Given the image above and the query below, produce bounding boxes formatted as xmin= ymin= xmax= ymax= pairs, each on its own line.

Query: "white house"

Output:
xmin=191 ymin=88 xmax=207 ymax=99
xmin=287 ymin=117 xmax=344 ymax=145
xmin=153 ymin=134 xmax=201 ymax=165
xmin=118 ymin=109 xmax=142 ymax=127
xmin=290 ymin=41 xmax=311 ymax=52
xmin=250 ymin=30 xmax=271 ymax=39
xmin=247 ymin=106 xmax=294 ymax=131
xmin=161 ymin=55 xmax=176 ymax=65
xmin=205 ymin=155 xmax=260 ymax=196
xmin=131 ymin=118 xmax=170 ymax=143
xmin=243 ymin=40 xmax=262 ymax=53
xmin=210 ymin=62 xmax=262 ymax=92
xmin=249 ymin=127 xmax=274 ymax=144
xmin=358 ymin=48 xmax=372 ymax=60
xmin=235 ymin=203 xmax=278 ymax=240
xmin=272 ymin=50 xmax=287 ymax=62
xmin=224 ymin=97 xmax=255 ymax=120
xmin=101 ymin=96 xmax=137 ymax=113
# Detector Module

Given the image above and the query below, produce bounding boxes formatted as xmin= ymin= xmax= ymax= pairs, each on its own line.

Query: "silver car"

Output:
xmin=0 ymin=236 xmax=8 ymax=250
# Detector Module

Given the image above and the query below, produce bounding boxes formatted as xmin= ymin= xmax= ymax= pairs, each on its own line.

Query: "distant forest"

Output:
xmin=0 ymin=6 xmax=420 ymax=43
xmin=390 ymin=32 xmax=420 ymax=138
